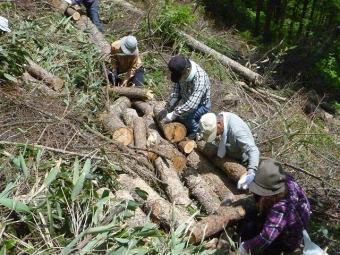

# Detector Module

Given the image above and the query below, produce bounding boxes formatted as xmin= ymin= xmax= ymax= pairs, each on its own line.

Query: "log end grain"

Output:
xmin=178 ymin=139 xmax=197 ymax=154
xmin=112 ymin=127 xmax=133 ymax=146
xmin=164 ymin=122 xmax=187 ymax=143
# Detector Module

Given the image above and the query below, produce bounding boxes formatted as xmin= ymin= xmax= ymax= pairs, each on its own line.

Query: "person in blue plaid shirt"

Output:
xmin=164 ymin=55 xmax=211 ymax=138
xmin=238 ymin=158 xmax=311 ymax=255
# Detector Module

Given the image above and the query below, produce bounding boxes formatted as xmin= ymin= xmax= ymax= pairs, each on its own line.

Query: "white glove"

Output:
xmin=237 ymin=169 xmax=255 ymax=190
xmin=239 ymin=242 xmax=249 ymax=255
xmin=164 ymin=111 xmax=177 ymax=123
xmin=63 ymin=0 xmax=74 ymax=4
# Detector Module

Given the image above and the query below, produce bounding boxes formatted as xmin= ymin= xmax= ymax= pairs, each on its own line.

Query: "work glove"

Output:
xmin=238 ymin=242 xmax=249 ymax=255
xmin=164 ymin=111 xmax=177 ymax=123
xmin=63 ymin=0 xmax=74 ymax=4
xmin=237 ymin=169 xmax=255 ymax=190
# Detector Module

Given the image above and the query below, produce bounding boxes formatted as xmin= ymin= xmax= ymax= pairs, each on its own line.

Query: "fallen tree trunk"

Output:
xmin=153 ymin=102 xmax=187 ymax=143
xmin=25 ymin=59 xmax=64 ymax=91
xmin=51 ymin=0 xmax=80 ymax=20
xmin=132 ymin=100 xmax=154 ymax=116
xmin=190 ymin=196 xmax=256 ymax=243
xmin=183 ymin=166 xmax=221 ymax=214
xmin=187 ymin=150 xmax=235 ymax=202
xmin=100 ymin=97 xmax=133 ymax=145
xmin=108 ymin=87 xmax=154 ymax=101
xmin=178 ymin=139 xmax=196 ymax=154
xmin=118 ymin=174 xmax=192 ymax=228
xmin=110 ymin=0 xmax=262 ymax=85
xmin=154 ymin=157 xmax=192 ymax=206
xmin=196 ymin=141 xmax=247 ymax=182
xmin=122 ymin=108 xmax=138 ymax=127
xmin=133 ymin=117 xmax=147 ymax=154
xmin=21 ymin=72 xmax=59 ymax=98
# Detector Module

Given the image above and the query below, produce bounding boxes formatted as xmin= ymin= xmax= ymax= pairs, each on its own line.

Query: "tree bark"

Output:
xmin=263 ymin=0 xmax=276 ymax=43
xmin=100 ymin=97 xmax=133 ymax=145
xmin=153 ymin=102 xmax=187 ymax=143
xmin=190 ymin=196 xmax=256 ymax=243
xmin=118 ymin=174 xmax=192 ymax=228
xmin=196 ymin=141 xmax=247 ymax=183
xmin=133 ymin=117 xmax=147 ymax=154
xmin=298 ymin=0 xmax=310 ymax=37
xmin=108 ymin=87 xmax=154 ymax=101
xmin=178 ymin=139 xmax=197 ymax=154
xmin=254 ymin=0 xmax=264 ymax=36
xmin=187 ymin=150 xmax=236 ymax=201
xmin=51 ymin=0 xmax=80 ymax=20
xmin=154 ymin=157 xmax=192 ymax=206
xmin=132 ymin=100 xmax=154 ymax=116
xmin=21 ymin=72 xmax=59 ymax=98
xmin=183 ymin=166 xmax=221 ymax=214
xmin=122 ymin=108 xmax=139 ymax=127
xmin=25 ymin=59 xmax=64 ymax=91
xmin=110 ymin=0 xmax=262 ymax=85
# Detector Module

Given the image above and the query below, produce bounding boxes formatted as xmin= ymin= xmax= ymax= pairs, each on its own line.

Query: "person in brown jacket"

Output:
xmin=108 ymin=35 xmax=144 ymax=87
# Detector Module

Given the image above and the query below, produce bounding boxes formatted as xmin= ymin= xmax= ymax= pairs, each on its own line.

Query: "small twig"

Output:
xmin=0 ymin=141 xmax=104 ymax=160
xmin=0 ymin=120 xmax=55 ymax=128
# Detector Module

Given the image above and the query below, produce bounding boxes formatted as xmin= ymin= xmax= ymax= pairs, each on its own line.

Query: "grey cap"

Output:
xmin=120 ymin=35 xmax=138 ymax=55
xmin=249 ymin=158 xmax=287 ymax=196
xmin=0 ymin=16 xmax=11 ymax=33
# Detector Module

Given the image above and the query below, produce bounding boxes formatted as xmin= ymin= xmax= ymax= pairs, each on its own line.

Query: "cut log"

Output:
xmin=153 ymin=102 xmax=187 ymax=143
xmin=178 ymin=139 xmax=197 ymax=154
xmin=190 ymin=196 xmax=256 ymax=243
xmin=108 ymin=87 xmax=154 ymax=101
xmin=148 ymin=144 xmax=187 ymax=172
xmin=132 ymin=100 xmax=153 ymax=116
xmin=144 ymin=115 xmax=161 ymax=147
xmin=196 ymin=141 xmax=247 ymax=183
xmin=122 ymin=108 xmax=138 ymax=127
xmin=154 ymin=157 xmax=192 ymax=206
xmin=100 ymin=97 xmax=133 ymax=145
xmin=115 ymin=190 xmax=147 ymax=228
xmin=21 ymin=72 xmax=59 ymax=98
xmin=133 ymin=117 xmax=147 ymax=154
xmin=187 ymin=150 xmax=236 ymax=202
xmin=110 ymin=0 xmax=262 ymax=85
xmin=51 ymin=0 xmax=81 ymax=20
xmin=25 ymin=59 xmax=64 ymax=91
xmin=183 ymin=166 xmax=221 ymax=214
xmin=118 ymin=174 xmax=192 ymax=228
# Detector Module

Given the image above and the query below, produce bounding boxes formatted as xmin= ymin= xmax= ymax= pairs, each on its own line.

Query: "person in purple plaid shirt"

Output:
xmin=164 ymin=55 xmax=211 ymax=139
xmin=238 ymin=158 xmax=311 ymax=255
xmin=63 ymin=0 xmax=103 ymax=32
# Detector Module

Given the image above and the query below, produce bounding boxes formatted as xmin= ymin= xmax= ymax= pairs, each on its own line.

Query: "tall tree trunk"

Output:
xmin=297 ymin=0 xmax=309 ymax=37
xmin=263 ymin=0 xmax=276 ymax=43
xmin=278 ymin=0 xmax=287 ymax=35
xmin=288 ymin=0 xmax=299 ymax=41
xmin=305 ymin=0 xmax=316 ymax=38
xmin=254 ymin=0 xmax=264 ymax=36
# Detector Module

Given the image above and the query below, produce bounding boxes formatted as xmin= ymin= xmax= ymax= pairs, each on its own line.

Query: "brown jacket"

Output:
xmin=111 ymin=40 xmax=142 ymax=80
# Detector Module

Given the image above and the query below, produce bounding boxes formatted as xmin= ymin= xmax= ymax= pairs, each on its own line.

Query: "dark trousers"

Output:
xmin=84 ymin=0 xmax=103 ymax=32
xmin=108 ymin=67 xmax=145 ymax=87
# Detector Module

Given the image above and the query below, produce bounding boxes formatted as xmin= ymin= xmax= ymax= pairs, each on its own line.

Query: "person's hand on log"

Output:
xmin=237 ymin=168 xmax=255 ymax=190
xmin=164 ymin=111 xmax=178 ymax=123
xmin=63 ymin=0 xmax=74 ymax=4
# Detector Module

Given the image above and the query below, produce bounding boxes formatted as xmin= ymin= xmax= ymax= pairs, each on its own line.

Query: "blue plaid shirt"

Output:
xmin=244 ymin=176 xmax=311 ymax=254
xmin=169 ymin=61 xmax=211 ymax=116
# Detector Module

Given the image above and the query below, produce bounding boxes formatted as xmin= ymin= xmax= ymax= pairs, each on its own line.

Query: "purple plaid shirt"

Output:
xmin=243 ymin=176 xmax=311 ymax=254
xmin=73 ymin=0 xmax=95 ymax=4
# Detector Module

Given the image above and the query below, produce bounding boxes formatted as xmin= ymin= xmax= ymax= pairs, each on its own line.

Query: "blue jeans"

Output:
xmin=108 ymin=67 xmax=145 ymax=86
xmin=84 ymin=0 xmax=104 ymax=32
xmin=177 ymin=102 xmax=211 ymax=136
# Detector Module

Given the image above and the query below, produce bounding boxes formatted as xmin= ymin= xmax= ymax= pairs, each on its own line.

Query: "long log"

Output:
xmin=133 ymin=117 xmax=147 ymax=154
xmin=183 ymin=166 xmax=221 ymax=214
xmin=153 ymin=102 xmax=187 ymax=143
xmin=100 ymin=97 xmax=133 ymax=145
xmin=21 ymin=72 xmax=59 ymax=98
xmin=190 ymin=196 xmax=256 ymax=243
xmin=154 ymin=157 xmax=192 ymax=206
xmin=132 ymin=100 xmax=154 ymax=116
xmin=110 ymin=0 xmax=262 ymax=85
xmin=51 ymin=0 xmax=80 ymax=20
xmin=196 ymin=141 xmax=247 ymax=182
xmin=108 ymin=87 xmax=154 ymax=101
xmin=187 ymin=150 xmax=235 ymax=202
xmin=118 ymin=174 xmax=192 ymax=228
xmin=25 ymin=59 xmax=64 ymax=91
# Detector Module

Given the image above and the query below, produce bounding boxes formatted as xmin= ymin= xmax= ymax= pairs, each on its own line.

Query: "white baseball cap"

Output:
xmin=0 ymin=16 xmax=11 ymax=33
xmin=199 ymin=113 xmax=217 ymax=142
xmin=120 ymin=35 xmax=138 ymax=55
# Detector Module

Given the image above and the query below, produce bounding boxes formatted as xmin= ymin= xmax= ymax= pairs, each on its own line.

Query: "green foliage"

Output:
xmin=316 ymin=52 xmax=340 ymax=90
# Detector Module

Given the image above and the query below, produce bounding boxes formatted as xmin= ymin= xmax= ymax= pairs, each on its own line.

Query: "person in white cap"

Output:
xmin=199 ymin=112 xmax=260 ymax=190
xmin=0 ymin=16 xmax=11 ymax=34
xmin=108 ymin=35 xmax=144 ymax=87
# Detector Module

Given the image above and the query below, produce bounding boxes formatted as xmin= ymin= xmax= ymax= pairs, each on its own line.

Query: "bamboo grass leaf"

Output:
xmin=71 ymin=159 xmax=91 ymax=201
xmin=0 ymin=198 xmax=31 ymax=213
xmin=43 ymin=165 xmax=60 ymax=188
xmin=72 ymin=157 xmax=80 ymax=185
xmin=19 ymin=154 xmax=29 ymax=177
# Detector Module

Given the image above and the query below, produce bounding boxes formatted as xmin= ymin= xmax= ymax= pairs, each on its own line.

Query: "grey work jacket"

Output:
xmin=217 ymin=112 xmax=260 ymax=171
